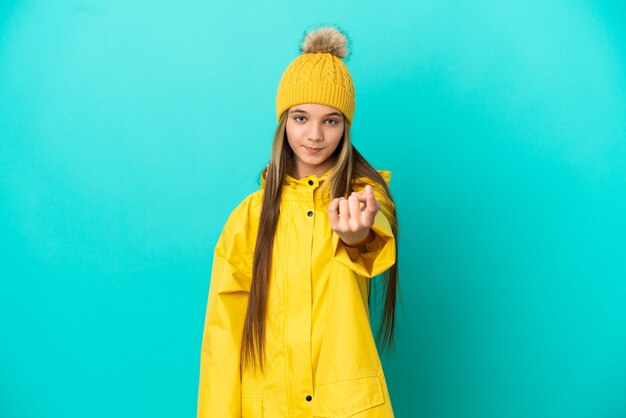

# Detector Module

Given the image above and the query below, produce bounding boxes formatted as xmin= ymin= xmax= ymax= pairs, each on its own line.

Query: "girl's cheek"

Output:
xmin=291 ymin=126 xmax=305 ymax=136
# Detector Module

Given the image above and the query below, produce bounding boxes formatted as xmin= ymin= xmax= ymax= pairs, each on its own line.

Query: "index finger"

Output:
xmin=364 ymin=185 xmax=379 ymax=214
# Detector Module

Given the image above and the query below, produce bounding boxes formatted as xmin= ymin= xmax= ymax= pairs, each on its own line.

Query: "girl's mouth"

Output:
xmin=304 ymin=146 xmax=322 ymax=154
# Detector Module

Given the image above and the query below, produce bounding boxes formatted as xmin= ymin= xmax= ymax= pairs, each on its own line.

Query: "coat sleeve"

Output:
xmin=197 ymin=197 xmax=256 ymax=418
xmin=331 ymin=174 xmax=396 ymax=278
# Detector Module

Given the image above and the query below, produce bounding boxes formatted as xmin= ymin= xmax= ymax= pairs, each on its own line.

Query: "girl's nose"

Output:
xmin=308 ymin=122 xmax=324 ymax=141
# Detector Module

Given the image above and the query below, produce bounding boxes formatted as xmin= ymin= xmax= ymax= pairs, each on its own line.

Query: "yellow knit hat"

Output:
xmin=276 ymin=25 xmax=356 ymax=125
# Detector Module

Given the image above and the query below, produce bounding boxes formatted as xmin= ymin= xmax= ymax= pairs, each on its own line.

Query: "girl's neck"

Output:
xmin=292 ymin=160 xmax=335 ymax=180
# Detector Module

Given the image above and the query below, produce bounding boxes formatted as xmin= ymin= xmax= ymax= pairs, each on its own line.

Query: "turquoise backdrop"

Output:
xmin=1 ymin=1 xmax=625 ymax=417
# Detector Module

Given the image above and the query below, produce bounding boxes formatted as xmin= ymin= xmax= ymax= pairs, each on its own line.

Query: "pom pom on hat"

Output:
xmin=276 ymin=24 xmax=356 ymax=124
xmin=299 ymin=25 xmax=351 ymax=60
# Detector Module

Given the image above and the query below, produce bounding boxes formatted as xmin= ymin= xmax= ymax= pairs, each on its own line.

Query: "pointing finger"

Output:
xmin=362 ymin=186 xmax=380 ymax=225
xmin=365 ymin=185 xmax=378 ymax=213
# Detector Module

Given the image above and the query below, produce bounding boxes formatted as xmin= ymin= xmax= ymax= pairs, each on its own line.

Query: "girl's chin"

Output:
xmin=299 ymin=154 xmax=326 ymax=165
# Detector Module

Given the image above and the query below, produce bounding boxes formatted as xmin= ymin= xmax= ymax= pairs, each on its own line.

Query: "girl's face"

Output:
xmin=285 ymin=103 xmax=345 ymax=179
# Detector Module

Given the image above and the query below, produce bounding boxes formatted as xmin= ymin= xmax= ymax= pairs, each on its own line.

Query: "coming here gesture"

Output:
xmin=328 ymin=185 xmax=380 ymax=247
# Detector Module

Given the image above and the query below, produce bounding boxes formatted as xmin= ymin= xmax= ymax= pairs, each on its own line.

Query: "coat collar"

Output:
xmin=260 ymin=166 xmax=391 ymax=189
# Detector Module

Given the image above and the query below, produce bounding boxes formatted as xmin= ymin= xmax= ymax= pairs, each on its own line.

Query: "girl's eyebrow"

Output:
xmin=289 ymin=108 xmax=343 ymax=117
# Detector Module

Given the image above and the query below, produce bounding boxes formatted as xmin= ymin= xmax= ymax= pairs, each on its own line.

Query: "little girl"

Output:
xmin=197 ymin=24 xmax=399 ymax=418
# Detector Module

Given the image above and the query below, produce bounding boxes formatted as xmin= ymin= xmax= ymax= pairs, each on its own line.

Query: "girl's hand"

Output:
xmin=328 ymin=185 xmax=380 ymax=247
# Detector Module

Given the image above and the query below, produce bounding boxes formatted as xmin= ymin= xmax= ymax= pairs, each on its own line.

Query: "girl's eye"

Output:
xmin=292 ymin=116 xmax=339 ymax=125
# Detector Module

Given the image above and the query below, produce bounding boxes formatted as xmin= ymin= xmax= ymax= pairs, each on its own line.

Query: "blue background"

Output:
xmin=1 ymin=1 xmax=625 ymax=417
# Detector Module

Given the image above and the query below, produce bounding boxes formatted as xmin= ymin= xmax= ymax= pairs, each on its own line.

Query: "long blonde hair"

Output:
xmin=241 ymin=110 xmax=400 ymax=372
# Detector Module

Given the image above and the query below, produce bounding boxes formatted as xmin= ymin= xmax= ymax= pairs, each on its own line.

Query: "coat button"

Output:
xmin=308 ymin=179 xmax=314 ymax=185
xmin=306 ymin=395 xmax=312 ymax=401
xmin=307 ymin=210 xmax=313 ymax=217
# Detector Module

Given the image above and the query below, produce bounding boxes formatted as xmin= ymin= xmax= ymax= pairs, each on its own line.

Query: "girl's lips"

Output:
xmin=304 ymin=146 xmax=322 ymax=154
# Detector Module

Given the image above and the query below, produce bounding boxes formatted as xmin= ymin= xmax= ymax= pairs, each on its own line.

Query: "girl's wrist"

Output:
xmin=343 ymin=229 xmax=375 ymax=248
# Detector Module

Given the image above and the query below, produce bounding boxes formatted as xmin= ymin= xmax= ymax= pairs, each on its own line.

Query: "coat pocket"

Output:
xmin=311 ymin=370 xmax=385 ymax=417
xmin=242 ymin=395 xmax=263 ymax=418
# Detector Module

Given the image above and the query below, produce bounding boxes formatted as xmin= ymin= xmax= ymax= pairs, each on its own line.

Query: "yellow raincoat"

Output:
xmin=197 ymin=167 xmax=396 ymax=418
